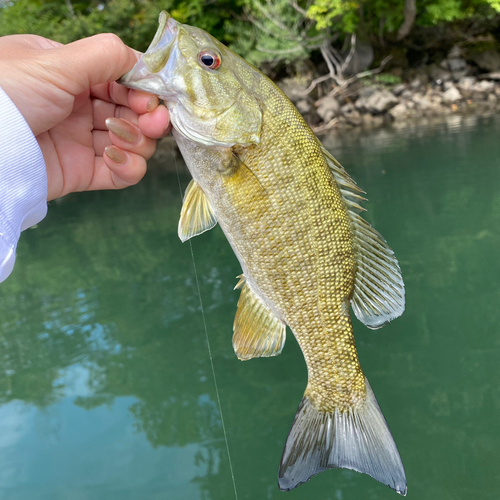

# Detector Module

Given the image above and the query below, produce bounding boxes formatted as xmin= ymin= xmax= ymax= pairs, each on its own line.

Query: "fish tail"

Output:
xmin=278 ymin=377 xmax=407 ymax=495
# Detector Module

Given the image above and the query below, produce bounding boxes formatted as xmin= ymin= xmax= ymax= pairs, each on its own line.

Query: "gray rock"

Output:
xmin=468 ymin=50 xmax=500 ymax=72
xmin=480 ymin=72 xmax=500 ymax=80
xmin=357 ymin=86 xmax=378 ymax=99
xmin=315 ymin=96 xmax=340 ymax=123
xmin=452 ymin=70 xmax=470 ymax=83
xmin=447 ymin=58 xmax=467 ymax=73
xmin=278 ymin=77 xmax=310 ymax=102
xmin=401 ymin=89 xmax=414 ymax=100
xmin=430 ymin=66 xmax=452 ymax=83
xmin=457 ymin=76 xmax=477 ymax=90
xmin=341 ymin=103 xmax=362 ymax=126
xmin=448 ymin=45 xmax=462 ymax=59
xmin=342 ymin=41 xmax=374 ymax=76
xmin=389 ymin=102 xmax=408 ymax=120
xmin=443 ymin=86 xmax=462 ymax=103
xmin=357 ymin=89 xmax=398 ymax=114
xmin=296 ymin=99 xmax=311 ymax=114
xmin=392 ymin=83 xmax=407 ymax=96
xmin=427 ymin=92 xmax=443 ymax=105
xmin=471 ymin=91 xmax=488 ymax=101
xmin=412 ymin=93 xmax=431 ymax=109
xmin=362 ymin=114 xmax=384 ymax=128
xmin=474 ymin=80 xmax=495 ymax=92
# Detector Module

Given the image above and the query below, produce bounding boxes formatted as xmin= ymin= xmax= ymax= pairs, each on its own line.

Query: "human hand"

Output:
xmin=0 ymin=34 xmax=170 ymax=201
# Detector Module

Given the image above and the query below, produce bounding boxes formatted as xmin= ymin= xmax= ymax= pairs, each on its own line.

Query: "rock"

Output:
xmin=296 ymin=99 xmax=311 ymax=114
xmin=392 ymin=83 xmax=407 ymax=96
xmin=471 ymin=91 xmax=488 ymax=101
xmin=410 ymin=77 xmax=424 ymax=90
xmin=341 ymin=103 xmax=362 ymax=126
xmin=342 ymin=41 xmax=374 ymax=76
xmin=474 ymin=80 xmax=495 ymax=92
xmin=488 ymin=93 xmax=497 ymax=103
xmin=457 ymin=76 xmax=477 ymax=91
xmin=448 ymin=45 xmax=462 ymax=59
xmin=315 ymin=96 xmax=340 ymax=123
xmin=412 ymin=93 xmax=431 ymax=109
xmin=430 ymin=66 xmax=452 ymax=84
xmin=401 ymin=89 xmax=414 ymax=100
xmin=468 ymin=50 xmax=500 ymax=72
xmin=480 ymin=72 xmax=500 ymax=80
xmin=278 ymin=77 xmax=309 ymax=102
xmin=362 ymin=114 xmax=384 ymax=128
xmin=357 ymin=89 xmax=398 ymax=114
xmin=389 ymin=102 xmax=408 ymax=120
xmin=443 ymin=86 xmax=462 ymax=103
xmin=447 ymin=58 xmax=467 ymax=73
xmin=427 ymin=92 xmax=443 ymax=105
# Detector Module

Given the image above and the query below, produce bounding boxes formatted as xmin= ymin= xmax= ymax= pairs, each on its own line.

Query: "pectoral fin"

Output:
xmin=233 ymin=275 xmax=286 ymax=360
xmin=178 ymin=180 xmax=217 ymax=242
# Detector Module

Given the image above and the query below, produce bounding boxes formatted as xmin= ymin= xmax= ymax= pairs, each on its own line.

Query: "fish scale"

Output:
xmin=120 ymin=10 xmax=407 ymax=495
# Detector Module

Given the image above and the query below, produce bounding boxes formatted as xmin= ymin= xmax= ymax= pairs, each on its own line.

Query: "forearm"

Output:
xmin=0 ymin=86 xmax=48 ymax=282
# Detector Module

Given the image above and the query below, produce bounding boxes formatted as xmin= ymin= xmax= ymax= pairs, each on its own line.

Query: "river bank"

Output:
xmin=277 ymin=46 xmax=500 ymax=133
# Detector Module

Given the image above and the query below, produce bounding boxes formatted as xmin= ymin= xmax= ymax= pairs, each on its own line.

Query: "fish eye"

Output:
xmin=198 ymin=50 xmax=221 ymax=70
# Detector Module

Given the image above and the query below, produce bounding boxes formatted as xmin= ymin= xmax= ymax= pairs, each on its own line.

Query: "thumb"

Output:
xmin=50 ymin=34 xmax=139 ymax=96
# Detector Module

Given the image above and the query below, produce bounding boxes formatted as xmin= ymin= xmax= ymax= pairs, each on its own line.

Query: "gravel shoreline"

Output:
xmin=277 ymin=46 xmax=500 ymax=133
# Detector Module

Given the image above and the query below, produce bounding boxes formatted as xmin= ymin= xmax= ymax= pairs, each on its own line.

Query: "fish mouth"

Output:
xmin=118 ymin=11 xmax=178 ymax=95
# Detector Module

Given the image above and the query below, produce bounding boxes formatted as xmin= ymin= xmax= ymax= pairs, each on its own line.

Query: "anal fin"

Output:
xmin=178 ymin=179 xmax=217 ymax=242
xmin=233 ymin=275 xmax=286 ymax=360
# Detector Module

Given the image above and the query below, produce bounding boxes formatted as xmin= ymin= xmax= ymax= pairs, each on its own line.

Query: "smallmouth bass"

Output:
xmin=120 ymin=11 xmax=406 ymax=494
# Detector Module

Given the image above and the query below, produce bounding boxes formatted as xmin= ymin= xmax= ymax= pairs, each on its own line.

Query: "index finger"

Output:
xmin=91 ymin=81 xmax=129 ymax=106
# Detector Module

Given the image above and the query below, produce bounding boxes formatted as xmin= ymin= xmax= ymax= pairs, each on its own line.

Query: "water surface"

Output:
xmin=1 ymin=114 xmax=499 ymax=500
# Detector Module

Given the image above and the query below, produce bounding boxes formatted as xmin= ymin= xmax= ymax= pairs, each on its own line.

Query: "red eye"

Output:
xmin=198 ymin=50 xmax=221 ymax=70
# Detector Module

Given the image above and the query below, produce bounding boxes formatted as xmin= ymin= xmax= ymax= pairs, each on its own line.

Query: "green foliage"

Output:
xmin=373 ymin=73 xmax=403 ymax=85
xmin=1 ymin=0 xmax=500 ymax=70
xmin=307 ymin=0 xmax=359 ymax=31
xmin=0 ymin=0 xmax=241 ymax=52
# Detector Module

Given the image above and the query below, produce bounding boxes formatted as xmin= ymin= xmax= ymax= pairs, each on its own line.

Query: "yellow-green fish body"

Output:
xmin=121 ymin=12 xmax=406 ymax=494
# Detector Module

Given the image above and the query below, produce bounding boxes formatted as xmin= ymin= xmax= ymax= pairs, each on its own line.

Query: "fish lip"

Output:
xmin=117 ymin=11 xmax=178 ymax=92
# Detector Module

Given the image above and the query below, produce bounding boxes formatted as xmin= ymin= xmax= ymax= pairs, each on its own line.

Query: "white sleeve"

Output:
xmin=0 ymin=86 xmax=48 ymax=283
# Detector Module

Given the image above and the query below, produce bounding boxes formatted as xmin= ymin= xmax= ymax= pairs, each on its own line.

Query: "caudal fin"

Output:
xmin=278 ymin=378 xmax=406 ymax=495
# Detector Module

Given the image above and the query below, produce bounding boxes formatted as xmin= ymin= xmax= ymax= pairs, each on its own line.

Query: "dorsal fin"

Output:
xmin=321 ymin=145 xmax=405 ymax=329
xmin=178 ymin=179 xmax=217 ymax=242
xmin=233 ymin=275 xmax=286 ymax=360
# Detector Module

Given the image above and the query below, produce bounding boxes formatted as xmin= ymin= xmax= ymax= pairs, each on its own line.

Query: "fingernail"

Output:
xmin=105 ymin=145 xmax=128 ymax=164
xmin=146 ymin=96 xmax=159 ymax=112
xmin=106 ymin=117 xmax=139 ymax=143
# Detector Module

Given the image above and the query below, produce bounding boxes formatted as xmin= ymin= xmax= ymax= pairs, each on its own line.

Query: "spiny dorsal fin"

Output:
xmin=350 ymin=213 xmax=405 ymax=328
xmin=178 ymin=179 xmax=217 ymax=242
xmin=233 ymin=275 xmax=286 ymax=360
xmin=320 ymin=145 xmax=405 ymax=329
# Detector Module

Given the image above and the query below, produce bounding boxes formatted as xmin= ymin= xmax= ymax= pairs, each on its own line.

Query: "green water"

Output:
xmin=1 ymin=114 xmax=499 ymax=500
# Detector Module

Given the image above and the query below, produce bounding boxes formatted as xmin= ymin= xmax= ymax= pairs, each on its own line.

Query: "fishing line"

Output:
xmin=172 ymin=144 xmax=239 ymax=500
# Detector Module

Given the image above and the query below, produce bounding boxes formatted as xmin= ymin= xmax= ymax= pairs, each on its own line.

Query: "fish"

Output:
xmin=119 ymin=11 xmax=407 ymax=494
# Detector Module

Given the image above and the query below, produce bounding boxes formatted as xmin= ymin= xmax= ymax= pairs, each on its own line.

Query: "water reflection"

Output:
xmin=0 ymin=115 xmax=499 ymax=499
